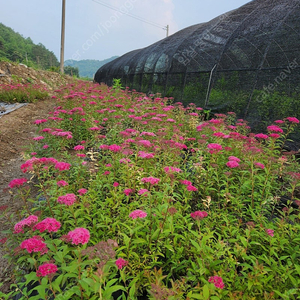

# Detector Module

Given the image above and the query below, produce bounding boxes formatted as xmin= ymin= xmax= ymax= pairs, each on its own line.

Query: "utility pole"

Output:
xmin=166 ymin=25 xmax=169 ymax=37
xmin=60 ymin=0 xmax=66 ymax=74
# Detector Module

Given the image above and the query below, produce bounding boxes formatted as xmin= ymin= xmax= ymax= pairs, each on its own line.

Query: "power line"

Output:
xmin=92 ymin=0 xmax=165 ymax=29
xmin=92 ymin=0 xmax=168 ymax=34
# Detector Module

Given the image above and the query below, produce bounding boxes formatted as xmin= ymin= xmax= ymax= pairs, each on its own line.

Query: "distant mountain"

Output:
xmin=0 ymin=23 xmax=59 ymax=69
xmin=64 ymin=57 xmax=118 ymax=78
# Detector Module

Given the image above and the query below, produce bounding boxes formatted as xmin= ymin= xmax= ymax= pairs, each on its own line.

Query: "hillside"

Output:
xmin=0 ymin=61 xmax=75 ymax=89
xmin=0 ymin=23 xmax=59 ymax=70
xmin=64 ymin=57 xmax=118 ymax=78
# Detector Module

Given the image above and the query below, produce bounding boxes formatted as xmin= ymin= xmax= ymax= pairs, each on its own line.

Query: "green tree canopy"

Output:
xmin=0 ymin=23 xmax=59 ymax=69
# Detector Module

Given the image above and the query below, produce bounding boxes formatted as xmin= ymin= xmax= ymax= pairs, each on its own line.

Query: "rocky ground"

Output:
xmin=0 ymin=61 xmax=79 ymax=295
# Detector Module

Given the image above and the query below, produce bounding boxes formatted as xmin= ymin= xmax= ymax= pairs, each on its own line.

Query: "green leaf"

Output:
xmin=78 ymin=279 xmax=91 ymax=296
xmin=187 ymin=293 xmax=202 ymax=299
xmin=25 ymin=272 xmax=38 ymax=286
xmin=103 ymin=285 xmax=126 ymax=299
xmin=120 ymin=233 xmax=130 ymax=247
xmin=27 ymin=257 xmax=36 ymax=266
xmin=274 ymin=290 xmax=285 ymax=298
xmin=106 ymin=278 xmax=118 ymax=288
xmin=132 ymin=238 xmax=147 ymax=245
xmin=75 ymin=209 xmax=84 ymax=218
xmin=129 ymin=282 xmax=136 ymax=299
xmin=203 ymin=284 xmax=210 ymax=300
xmin=35 ymin=285 xmax=46 ymax=299
xmin=151 ymin=228 xmax=160 ymax=240
xmin=52 ymin=274 xmax=63 ymax=292
xmin=294 ymin=264 xmax=300 ymax=275
xmin=240 ymin=236 xmax=247 ymax=248
xmin=61 ymin=263 xmax=78 ymax=273
xmin=54 ymin=251 xmax=65 ymax=263
xmin=55 ymin=287 xmax=76 ymax=300
xmin=190 ymin=239 xmax=201 ymax=252
xmin=286 ymin=288 xmax=298 ymax=296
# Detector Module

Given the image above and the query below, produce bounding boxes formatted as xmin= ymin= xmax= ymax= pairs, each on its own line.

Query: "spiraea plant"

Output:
xmin=1 ymin=81 xmax=300 ymax=300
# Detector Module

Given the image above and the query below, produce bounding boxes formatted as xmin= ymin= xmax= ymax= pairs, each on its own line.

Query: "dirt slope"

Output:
xmin=0 ymin=61 xmax=73 ymax=88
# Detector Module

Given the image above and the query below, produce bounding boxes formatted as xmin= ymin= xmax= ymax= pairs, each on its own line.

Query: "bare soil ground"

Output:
xmin=0 ymin=61 xmax=79 ymax=294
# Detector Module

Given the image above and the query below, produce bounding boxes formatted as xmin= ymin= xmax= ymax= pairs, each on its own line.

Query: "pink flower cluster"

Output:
xmin=21 ymin=157 xmax=58 ymax=173
xmin=138 ymin=189 xmax=149 ymax=196
xmin=140 ymin=131 xmax=156 ymax=137
xmin=14 ymin=215 xmax=38 ymax=233
xmin=108 ymin=144 xmax=122 ymax=152
xmin=33 ymin=218 xmax=61 ymax=233
xmin=120 ymin=158 xmax=131 ymax=164
xmin=115 ymin=258 xmax=128 ymax=269
xmin=55 ymin=162 xmax=71 ymax=171
xmin=226 ymin=161 xmax=239 ymax=168
xmin=74 ymin=145 xmax=85 ymax=151
xmin=0 ymin=238 xmax=8 ymax=244
xmin=34 ymin=119 xmax=47 ymax=125
xmin=180 ymin=179 xmax=197 ymax=191
xmin=207 ymin=143 xmax=222 ymax=154
xmin=255 ymin=133 xmax=269 ymax=139
xmin=36 ymin=263 xmax=58 ymax=277
xmin=57 ymin=180 xmax=68 ymax=187
xmin=8 ymin=178 xmax=27 ymax=188
xmin=33 ymin=136 xmax=45 ymax=141
xmin=57 ymin=193 xmax=77 ymax=205
xmin=208 ymin=276 xmax=225 ymax=289
xmin=209 ymin=118 xmax=223 ymax=124
xmin=89 ymin=127 xmax=102 ymax=131
xmin=228 ymin=156 xmax=241 ymax=163
xmin=138 ymin=151 xmax=155 ymax=159
xmin=137 ymin=139 xmax=153 ymax=148
xmin=226 ymin=156 xmax=241 ymax=169
xmin=267 ymin=125 xmax=283 ymax=133
xmin=67 ymin=228 xmax=90 ymax=245
xmin=255 ymin=162 xmax=265 ymax=169
xmin=129 ymin=209 xmax=147 ymax=219
xmin=190 ymin=211 xmax=208 ymax=220
xmin=266 ymin=229 xmax=274 ymax=237
xmin=180 ymin=180 xmax=192 ymax=185
xmin=124 ymin=188 xmax=134 ymax=196
xmin=269 ymin=133 xmax=280 ymax=139
xmin=286 ymin=117 xmax=299 ymax=123
xmin=20 ymin=236 xmax=48 ymax=254
xmin=0 ymin=205 xmax=8 ymax=212
xmin=141 ymin=177 xmax=160 ymax=185
xmin=274 ymin=120 xmax=284 ymax=124
xmin=78 ymin=188 xmax=88 ymax=195
xmin=164 ymin=166 xmax=182 ymax=173
xmin=52 ymin=130 xmax=73 ymax=139
xmin=186 ymin=185 xmax=198 ymax=191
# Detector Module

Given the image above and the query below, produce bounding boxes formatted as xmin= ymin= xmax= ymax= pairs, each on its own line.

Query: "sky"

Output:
xmin=0 ymin=0 xmax=250 ymax=62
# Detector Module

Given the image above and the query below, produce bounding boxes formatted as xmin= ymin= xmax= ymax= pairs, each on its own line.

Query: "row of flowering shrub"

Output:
xmin=0 ymin=83 xmax=49 ymax=103
xmin=1 ymin=81 xmax=300 ymax=299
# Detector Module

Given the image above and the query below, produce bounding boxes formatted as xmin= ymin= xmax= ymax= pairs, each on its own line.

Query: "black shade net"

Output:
xmin=95 ymin=0 xmax=300 ymax=136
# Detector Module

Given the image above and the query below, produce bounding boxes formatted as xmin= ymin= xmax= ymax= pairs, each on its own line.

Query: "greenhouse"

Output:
xmin=94 ymin=0 xmax=300 ymax=132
